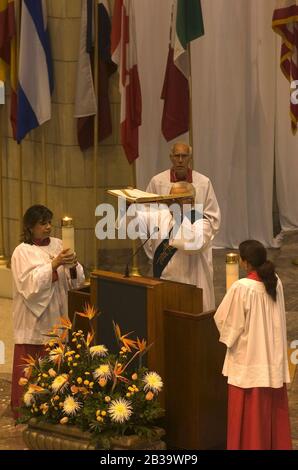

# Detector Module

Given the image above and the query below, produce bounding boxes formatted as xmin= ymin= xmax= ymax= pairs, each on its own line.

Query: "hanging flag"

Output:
xmin=74 ymin=0 xmax=117 ymax=151
xmin=111 ymin=0 xmax=142 ymax=164
xmin=17 ymin=0 xmax=54 ymax=143
xmin=161 ymin=0 xmax=204 ymax=142
xmin=0 ymin=0 xmax=17 ymax=137
xmin=273 ymin=0 xmax=298 ymax=134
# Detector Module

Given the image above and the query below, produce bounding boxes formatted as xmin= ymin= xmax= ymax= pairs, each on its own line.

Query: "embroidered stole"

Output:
xmin=153 ymin=227 xmax=177 ymax=278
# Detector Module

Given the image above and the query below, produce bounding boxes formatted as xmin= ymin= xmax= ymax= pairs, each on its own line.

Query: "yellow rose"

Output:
xmin=101 ymin=411 xmax=106 ymax=416
xmin=84 ymin=380 xmax=89 ymax=386
xmin=77 ymin=377 xmax=83 ymax=384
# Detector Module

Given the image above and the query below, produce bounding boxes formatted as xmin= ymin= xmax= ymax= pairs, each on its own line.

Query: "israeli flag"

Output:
xmin=17 ymin=0 xmax=54 ymax=143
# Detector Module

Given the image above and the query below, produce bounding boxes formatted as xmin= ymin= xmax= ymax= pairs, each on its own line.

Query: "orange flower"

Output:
xmin=113 ymin=322 xmax=137 ymax=352
xmin=136 ymin=337 xmax=147 ymax=352
xmin=145 ymin=391 xmax=154 ymax=401
xmin=55 ymin=317 xmax=72 ymax=330
xmin=76 ymin=304 xmax=99 ymax=321
xmin=86 ymin=330 xmax=95 ymax=347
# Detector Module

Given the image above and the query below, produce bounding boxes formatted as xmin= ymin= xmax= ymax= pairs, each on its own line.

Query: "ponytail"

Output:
xmin=239 ymin=240 xmax=278 ymax=301
xmin=256 ymin=260 xmax=278 ymax=302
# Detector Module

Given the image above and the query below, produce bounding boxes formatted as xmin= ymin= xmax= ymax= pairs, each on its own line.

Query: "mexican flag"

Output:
xmin=161 ymin=0 xmax=204 ymax=142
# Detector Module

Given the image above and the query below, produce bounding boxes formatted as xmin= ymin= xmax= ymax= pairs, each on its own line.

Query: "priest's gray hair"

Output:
xmin=170 ymin=141 xmax=192 ymax=155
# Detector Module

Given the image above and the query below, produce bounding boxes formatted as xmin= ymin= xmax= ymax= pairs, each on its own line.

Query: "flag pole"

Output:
xmin=42 ymin=126 xmax=47 ymax=205
xmin=0 ymin=104 xmax=7 ymax=267
xmin=130 ymin=161 xmax=141 ymax=277
xmin=188 ymin=42 xmax=194 ymax=164
xmin=16 ymin=0 xmax=23 ymax=230
xmin=93 ymin=0 xmax=99 ymax=270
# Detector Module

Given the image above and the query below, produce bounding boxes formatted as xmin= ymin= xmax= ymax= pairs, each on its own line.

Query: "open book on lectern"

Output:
xmin=107 ymin=188 xmax=191 ymax=203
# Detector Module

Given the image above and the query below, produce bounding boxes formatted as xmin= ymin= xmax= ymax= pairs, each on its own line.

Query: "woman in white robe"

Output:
xmin=10 ymin=205 xmax=85 ymax=418
xmin=214 ymin=240 xmax=292 ymax=450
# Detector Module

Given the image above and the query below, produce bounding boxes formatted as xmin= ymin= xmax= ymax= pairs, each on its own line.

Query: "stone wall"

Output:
xmin=0 ymin=0 xmax=133 ymax=270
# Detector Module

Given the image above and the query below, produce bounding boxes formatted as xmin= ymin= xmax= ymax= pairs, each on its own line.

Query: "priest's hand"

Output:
xmin=52 ymin=249 xmax=76 ymax=271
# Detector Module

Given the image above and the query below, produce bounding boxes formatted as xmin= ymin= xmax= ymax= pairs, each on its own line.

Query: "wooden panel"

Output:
xmin=162 ymin=281 xmax=203 ymax=314
xmin=68 ymin=284 xmax=91 ymax=334
xmin=164 ymin=309 xmax=227 ymax=450
xmin=95 ymin=278 xmax=148 ymax=354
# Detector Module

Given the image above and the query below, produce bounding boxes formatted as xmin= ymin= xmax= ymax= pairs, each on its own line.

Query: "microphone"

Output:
xmin=124 ymin=226 xmax=159 ymax=278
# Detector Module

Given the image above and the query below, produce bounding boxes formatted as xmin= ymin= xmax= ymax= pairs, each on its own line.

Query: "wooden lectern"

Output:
xmin=68 ymin=270 xmax=227 ymax=449
xmin=90 ymin=270 xmax=202 ymax=379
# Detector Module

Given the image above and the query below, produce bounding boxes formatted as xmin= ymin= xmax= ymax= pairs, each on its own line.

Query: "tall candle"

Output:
xmin=61 ymin=217 xmax=75 ymax=253
xmin=226 ymin=253 xmax=239 ymax=291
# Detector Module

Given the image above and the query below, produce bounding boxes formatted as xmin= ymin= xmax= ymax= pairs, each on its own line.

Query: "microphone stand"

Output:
xmin=124 ymin=228 xmax=159 ymax=278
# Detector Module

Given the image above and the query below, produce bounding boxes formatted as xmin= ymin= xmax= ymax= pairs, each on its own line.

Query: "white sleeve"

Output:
xmin=169 ymin=217 xmax=204 ymax=253
xmin=146 ymin=177 xmax=156 ymax=194
xmin=202 ymin=180 xmax=221 ymax=245
xmin=214 ymin=284 xmax=246 ymax=348
xmin=11 ymin=247 xmax=54 ymax=318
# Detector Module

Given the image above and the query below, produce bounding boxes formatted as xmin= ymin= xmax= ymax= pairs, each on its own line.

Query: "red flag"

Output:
xmin=273 ymin=0 xmax=298 ymax=134
xmin=111 ymin=0 xmax=142 ymax=164
xmin=0 ymin=0 xmax=17 ymax=138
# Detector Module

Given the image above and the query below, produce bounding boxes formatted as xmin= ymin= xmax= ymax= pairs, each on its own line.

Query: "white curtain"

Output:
xmin=134 ymin=0 xmax=298 ymax=247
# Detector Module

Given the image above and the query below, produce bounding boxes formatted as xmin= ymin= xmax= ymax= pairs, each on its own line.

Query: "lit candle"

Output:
xmin=61 ymin=217 xmax=75 ymax=253
xmin=226 ymin=253 xmax=239 ymax=291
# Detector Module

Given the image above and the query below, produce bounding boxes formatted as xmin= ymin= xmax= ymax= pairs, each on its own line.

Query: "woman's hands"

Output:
xmin=51 ymin=249 xmax=77 ymax=271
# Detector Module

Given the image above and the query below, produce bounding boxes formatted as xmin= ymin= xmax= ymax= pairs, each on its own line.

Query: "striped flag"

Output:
xmin=111 ymin=0 xmax=142 ymax=164
xmin=0 ymin=0 xmax=17 ymax=137
xmin=161 ymin=0 xmax=204 ymax=141
xmin=17 ymin=0 xmax=54 ymax=143
xmin=74 ymin=0 xmax=116 ymax=151
xmin=273 ymin=0 xmax=298 ymax=134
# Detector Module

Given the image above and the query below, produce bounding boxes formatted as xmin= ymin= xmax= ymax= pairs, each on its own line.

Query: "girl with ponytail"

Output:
xmin=214 ymin=240 xmax=292 ymax=450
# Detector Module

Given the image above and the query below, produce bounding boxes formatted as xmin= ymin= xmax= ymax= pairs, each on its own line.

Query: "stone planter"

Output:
xmin=23 ymin=418 xmax=166 ymax=450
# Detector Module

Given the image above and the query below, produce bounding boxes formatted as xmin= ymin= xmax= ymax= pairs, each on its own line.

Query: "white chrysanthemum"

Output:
xmin=51 ymin=374 xmax=69 ymax=393
xmin=143 ymin=372 xmax=163 ymax=393
xmin=62 ymin=396 xmax=82 ymax=416
xmin=93 ymin=364 xmax=111 ymax=380
xmin=108 ymin=398 xmax=132 ymax=423
xmin=89 ymin=345 xmax=108 ymax=358
xmin=49 ymin=347 xmax=64 ymax=363
xmin=23 ymin=392 xmax=35 ymax=407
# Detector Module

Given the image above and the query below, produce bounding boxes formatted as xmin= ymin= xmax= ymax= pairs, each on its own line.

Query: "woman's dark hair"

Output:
xmin=22 ymin=205 xmax=53 ymax=244
xmin=239 ymin=240 xmax=277 ymax=301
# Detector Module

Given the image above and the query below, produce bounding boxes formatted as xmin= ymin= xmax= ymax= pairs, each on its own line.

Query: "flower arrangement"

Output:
xmin=18 ymin=305 xmax=164 ymax=448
